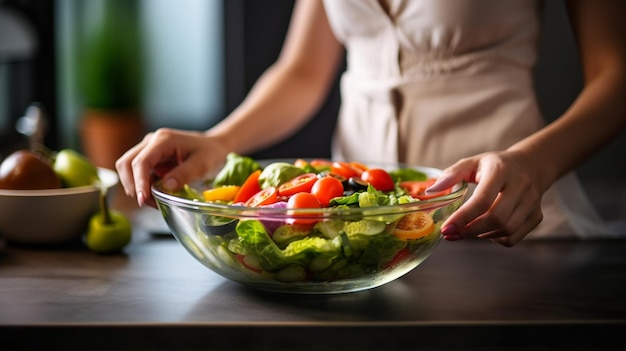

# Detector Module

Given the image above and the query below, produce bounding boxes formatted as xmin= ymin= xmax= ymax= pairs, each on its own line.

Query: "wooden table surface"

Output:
xmin=1 ymin=208 xmax=625 ymax=351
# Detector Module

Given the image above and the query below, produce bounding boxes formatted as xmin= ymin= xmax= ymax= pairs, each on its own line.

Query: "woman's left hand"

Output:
xmin=426 ymin=150 xmax=544 ymax=247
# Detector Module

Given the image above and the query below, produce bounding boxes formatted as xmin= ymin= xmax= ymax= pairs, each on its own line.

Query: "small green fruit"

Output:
xmin=53 ymin=149 xmax=99 ymax=188
xmin=86 ymin=211 xmax=132 ymax=253
xmin=85 ymin=190 xmax=132 ymax=254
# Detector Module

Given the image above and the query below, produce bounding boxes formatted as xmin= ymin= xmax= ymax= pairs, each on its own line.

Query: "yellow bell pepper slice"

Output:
xmin=203 ymin=185 xmax=241 ymax=202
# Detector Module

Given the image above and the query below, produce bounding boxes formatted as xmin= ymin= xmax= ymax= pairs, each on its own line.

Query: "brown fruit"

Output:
xmin=0 ymin=150 xmax=62 ymax=190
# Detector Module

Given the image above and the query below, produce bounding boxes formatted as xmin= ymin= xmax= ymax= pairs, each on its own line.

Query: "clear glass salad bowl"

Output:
xmin=151 ymin=159 xmax=467 ymax=294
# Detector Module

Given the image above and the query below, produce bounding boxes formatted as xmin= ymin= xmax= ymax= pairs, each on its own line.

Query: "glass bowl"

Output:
xmin=152 ymin=161 xmax=467 ymax=294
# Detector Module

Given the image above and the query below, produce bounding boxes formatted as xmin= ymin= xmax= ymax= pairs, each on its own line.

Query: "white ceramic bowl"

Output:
xmin=0 ymin=168 xmax=118 ymax=245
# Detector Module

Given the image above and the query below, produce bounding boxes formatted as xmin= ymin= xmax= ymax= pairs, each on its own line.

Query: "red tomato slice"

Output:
xmin=311 ymin=176 xmax=344 ymax=207
xmin=236 ymin=254 xmax=262 ymax=273
xmin=392 ymin=212 xmax=435 ymax=240
xmin=233 ymin=170 xmax=262 ymax=203
xmin=400 ymin=178 xmax=452 ymax=200
xmin=349 ymin=161 xmax=369 ymax=174
xmin=361 ymin=168 xmax=395 ymax=192
xmin=244 ymin=187 xmax=278 ymax=207
xmin=278 ymin=173 xmax=317 ymax=196
xmin=384 ymin=247 xmax=411 ymax=269
xmin=331 ymin=161 xmax=360 ymax=179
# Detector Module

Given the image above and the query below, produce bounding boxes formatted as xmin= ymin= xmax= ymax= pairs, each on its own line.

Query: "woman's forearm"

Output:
xmin=205 ymin=0 xmax=343 ymax=156
xmin=509 ymin=69 xmax=626 ymax=192
xmin=206 ymin=61 xmax=338 ymax=155
xmin=509 ymin=0 xmax=626 ymax=192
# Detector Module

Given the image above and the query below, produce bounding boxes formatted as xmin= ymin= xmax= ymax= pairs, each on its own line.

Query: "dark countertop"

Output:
xmin=1 ymin=212 xmax=626 ymax=350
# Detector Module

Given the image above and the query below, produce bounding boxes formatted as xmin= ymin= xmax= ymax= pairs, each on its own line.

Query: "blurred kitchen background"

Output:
xmin=0 ymin=0 xmax=338 ymax=168
xmin=0 ymin=1 xmax=624 ymax=226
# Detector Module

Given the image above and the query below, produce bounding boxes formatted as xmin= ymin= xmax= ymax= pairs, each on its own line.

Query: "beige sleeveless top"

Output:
xmin=323 ymin=0 xmax=610 ymax=238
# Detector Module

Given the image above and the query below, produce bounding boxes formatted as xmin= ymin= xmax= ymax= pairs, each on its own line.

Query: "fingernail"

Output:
xmin=442 ymin=224 xmax=461 ymax=241
xmin=137 ymin=191 xmax=145 ymax=207
xmin=444 ymin=234 xmax=462 ymax=241
xmin=425 ymin=179 xmax=445 ymax=193
xmin=163 ymin=178 xmax=178 ymax=190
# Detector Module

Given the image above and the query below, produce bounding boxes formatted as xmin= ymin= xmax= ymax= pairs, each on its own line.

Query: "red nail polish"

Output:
xmin=444 ymin=234 xmax=462 ymax=241
xmin=441 ymin=224 xmax=459 ymax=239
xmin=441 ymin=223 xmax=459 ymax=236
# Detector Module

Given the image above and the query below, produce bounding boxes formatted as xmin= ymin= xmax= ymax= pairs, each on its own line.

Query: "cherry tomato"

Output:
xmin=233 ymin=170 xmax=262 ymax=203
xmin=287 ymin=192 xmax=321 ymax=209
xmin=310 ymin=159 xmax=333 ymax=171
xmin=400 ymin=178 xmax=452 ymax=200
xmin=278 ymin=173 xmax=317 ymax=196
xmin=244 ymin=187 xmax=278 ymax=207
xmin=287 ymin=192 xmax=321 ymax=226
xmin=360 ymin=168 xmax=395 ymax=191
xmin=311 ymin=176 xmax=344 ymax=207
xmin=331 ymin=161 xmax=360 ymax=179
xmin=392 ymin=212 xmax=435 ymax=240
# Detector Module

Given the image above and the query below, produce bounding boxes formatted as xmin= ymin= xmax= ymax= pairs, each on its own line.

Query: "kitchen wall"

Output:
xmin=0 ymin=1 xmax=56 ymax=157
xmin=55 ymin=0 xmax=225 ymax=149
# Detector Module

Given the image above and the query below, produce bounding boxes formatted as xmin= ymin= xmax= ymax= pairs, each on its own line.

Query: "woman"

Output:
xmin=116 ymin=0 xmax=626 ymax=246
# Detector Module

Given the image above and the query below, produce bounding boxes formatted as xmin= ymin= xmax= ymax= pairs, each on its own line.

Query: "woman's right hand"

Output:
xmin=115 ymin=128 xmax=229 ymax=208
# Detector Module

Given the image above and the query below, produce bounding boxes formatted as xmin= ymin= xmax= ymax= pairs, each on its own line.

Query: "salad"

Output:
xmin=169 ymin=153 xmax=459 ymax=285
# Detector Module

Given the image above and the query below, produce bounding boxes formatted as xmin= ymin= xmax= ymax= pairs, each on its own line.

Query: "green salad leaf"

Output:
xmin=357 ymin=234 xmax=406 ymax=268
xmin=258 ymin=162 xmax=305 ymax=189
xmin=331 ymin=185 xmax=416 ymax=208
xmin=388 ymin=168 xmax=428 ymax=183
xmin=231 ymin=220 xmax=285 ymax=270
xmin=282 ymin=236 xmax=341 ymax=258
xmin=230 ymin=218 xmax=406 ymax=277
xmin=213 ymin=152 xmax=262 ymax=187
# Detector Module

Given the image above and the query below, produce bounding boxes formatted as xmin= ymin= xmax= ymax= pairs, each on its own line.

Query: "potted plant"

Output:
xmin=78 ymin=0 xmax=144 ymax=170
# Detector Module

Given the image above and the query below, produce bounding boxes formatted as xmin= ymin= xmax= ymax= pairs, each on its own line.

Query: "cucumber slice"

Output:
xmin=344 ymin=219 xmax=387 ymax=236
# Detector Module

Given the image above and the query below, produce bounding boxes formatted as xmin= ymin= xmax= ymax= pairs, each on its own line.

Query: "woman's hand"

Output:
xmin=115 ymin=128 xmax=229 ymax=208
xmin=114 ymin=0 xmax=343 ymax=209
xmin=426 ymin=150 xmax=544 ymax=247
xmin=431 ymin=1 xmax=626 ymax=247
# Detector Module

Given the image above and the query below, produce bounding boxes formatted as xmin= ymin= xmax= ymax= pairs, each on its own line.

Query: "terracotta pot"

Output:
xmin=79 ymin=109 xmax=145 ymax=170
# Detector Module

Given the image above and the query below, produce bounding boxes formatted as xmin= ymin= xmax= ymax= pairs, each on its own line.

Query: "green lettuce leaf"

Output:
xmin=213 ymin=152 xmax=262 ymax=187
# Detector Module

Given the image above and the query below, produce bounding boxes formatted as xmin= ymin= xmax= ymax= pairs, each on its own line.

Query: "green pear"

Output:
xmin=53 ymin=149 xmax=99 ymax=188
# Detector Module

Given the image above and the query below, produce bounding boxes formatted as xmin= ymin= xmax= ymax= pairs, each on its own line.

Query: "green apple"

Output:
xmin=53 ymin=149 xmax=99 ymax=188
xmin=85 ymin=190 xmax=132 ymax=254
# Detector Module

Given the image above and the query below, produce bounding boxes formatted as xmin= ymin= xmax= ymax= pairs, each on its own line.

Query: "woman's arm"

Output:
xmin=116 ymin=0 xmax=344 ymax=207
xmin=207 ymin=0 xmax=344 ymax=155
xmin=428 ymin=0 xmax=626 ymax=246
xmin=511 ymin=0 xmax=626 ymax=191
